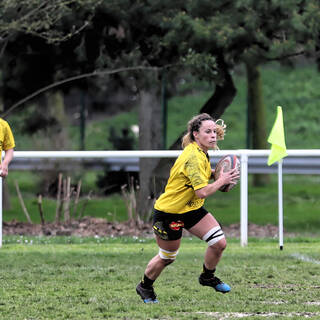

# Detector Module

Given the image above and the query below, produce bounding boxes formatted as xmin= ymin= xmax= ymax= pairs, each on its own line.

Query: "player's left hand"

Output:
xmin=0 ymin=165 xmax=9 ymax=178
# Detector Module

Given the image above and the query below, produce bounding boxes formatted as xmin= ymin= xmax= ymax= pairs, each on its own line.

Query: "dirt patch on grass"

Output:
xmin=3 ymin=217 xmax=283 ymax=238
xmin=3 ymin=217 xmax=152 ymax=237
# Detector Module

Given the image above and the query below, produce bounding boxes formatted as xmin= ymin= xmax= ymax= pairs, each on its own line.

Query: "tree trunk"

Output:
xmin=137 ymin=89 xmax=163 ymax=221
xmin=48 ymin=91 xmax=70 ymax=150
xmin=38 ymin=91 xmax=70 ymax=195
xmin=246 ymin=63 xmax=270 ymax=186
xmin=200 ymin=58 xmax=237 ymax=120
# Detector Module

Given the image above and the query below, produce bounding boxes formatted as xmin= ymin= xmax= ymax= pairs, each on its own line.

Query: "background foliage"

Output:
xmin=8 ymin=62 xmax=320 ymax=151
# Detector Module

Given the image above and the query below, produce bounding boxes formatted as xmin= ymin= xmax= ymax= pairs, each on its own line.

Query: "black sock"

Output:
xmin=201 ymin=264 xmax=216 ymax=279
xmin=141 ymin=274 xmax=155 ymax=288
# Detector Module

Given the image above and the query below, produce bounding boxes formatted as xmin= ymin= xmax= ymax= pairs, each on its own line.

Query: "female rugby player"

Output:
xmin=136 ymin=113 xmax=239 ymax=303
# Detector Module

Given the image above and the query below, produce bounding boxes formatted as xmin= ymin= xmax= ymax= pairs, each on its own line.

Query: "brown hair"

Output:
xmin=181 ymin=113 xmax=226 ymax=149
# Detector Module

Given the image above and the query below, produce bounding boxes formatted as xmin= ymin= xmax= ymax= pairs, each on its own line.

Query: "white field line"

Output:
xmin=262 ymin=301 xmax=320 ymax=306
xmin=195 ymin=312 xmax=320 ymax=319
xmin=261 ymin=301 xmax=286 ymax=304
xmin=306 ymin=302 xmax=320 ymax=305
xmin=291 ymin=253 xmax=320 ymax=265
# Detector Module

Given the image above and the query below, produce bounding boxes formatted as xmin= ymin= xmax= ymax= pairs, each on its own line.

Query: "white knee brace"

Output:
xmin=202 ymin=226 xmax=225 ymax=246
xmin=158 ymin=248 xmax=179 ymax=260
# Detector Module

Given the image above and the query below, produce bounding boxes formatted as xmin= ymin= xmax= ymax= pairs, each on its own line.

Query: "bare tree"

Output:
xmin=0 ymin=0 xmax=94 ymax=59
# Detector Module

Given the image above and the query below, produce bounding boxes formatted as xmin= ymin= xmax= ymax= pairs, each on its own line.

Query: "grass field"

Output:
xmin=0 ymin=236 xmax=320 ymax=319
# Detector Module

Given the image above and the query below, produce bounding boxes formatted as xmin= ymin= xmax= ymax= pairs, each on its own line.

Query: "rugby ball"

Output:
xmin=214 ymin=155 xmax=240 ymax=192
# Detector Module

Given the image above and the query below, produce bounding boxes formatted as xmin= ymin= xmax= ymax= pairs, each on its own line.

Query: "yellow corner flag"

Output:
xmin=267 ymin=106 xmax=288 ymax=166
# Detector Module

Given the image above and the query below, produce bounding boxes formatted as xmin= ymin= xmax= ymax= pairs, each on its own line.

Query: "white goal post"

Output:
xmin=1 ymin=149 xmax=319 ymax=248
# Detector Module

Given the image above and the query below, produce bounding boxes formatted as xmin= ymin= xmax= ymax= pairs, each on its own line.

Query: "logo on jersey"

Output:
xmin=169 ymin=221 xmax=184 ymax=231
xmin=186 ymin=198 xmax=203 ymax=208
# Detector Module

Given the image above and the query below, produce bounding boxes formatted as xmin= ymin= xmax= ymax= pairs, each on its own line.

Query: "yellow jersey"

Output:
xmin=0 ymin=119 xmax=15 ymax=154
xmin=154 ymin=142 xmax=212 ymax=214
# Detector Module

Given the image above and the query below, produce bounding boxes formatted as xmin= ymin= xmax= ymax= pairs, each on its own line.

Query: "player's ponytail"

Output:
xmin=181 ymin=132 xmax=193 ymax=149
xmin=215 ymin=119 xmax=226 ymax=141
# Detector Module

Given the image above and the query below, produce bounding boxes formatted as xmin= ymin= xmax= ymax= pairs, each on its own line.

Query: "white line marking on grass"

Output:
xmin=261 ymin=300 xmax=286 ymax=305
xmin=291 ymin=253 xmax=320 ymax=265
xmin=195 ymin=312 xmax=320 ymax=319
xmin=306 ymin=302 xmax=320 ymax=305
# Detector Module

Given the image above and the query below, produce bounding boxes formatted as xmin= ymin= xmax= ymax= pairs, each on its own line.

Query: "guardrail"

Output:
xmin=10 ymin=156 xmax=320 ymax=174
xmin=1 ymin=149 xmax=319 ymax=248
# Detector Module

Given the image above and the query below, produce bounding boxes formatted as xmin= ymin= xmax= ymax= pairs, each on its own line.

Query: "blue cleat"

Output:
xmin=199 ymin=274 xmax=231 ymax=294
xmin=136 ymin=282 xmax=159 ymax=303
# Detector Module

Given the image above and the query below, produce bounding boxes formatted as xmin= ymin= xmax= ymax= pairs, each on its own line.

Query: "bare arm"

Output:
xmin=0 ymin=148 xmax=14 ymax=177
xmin=195 ymin=167 xmax=239 ymax=199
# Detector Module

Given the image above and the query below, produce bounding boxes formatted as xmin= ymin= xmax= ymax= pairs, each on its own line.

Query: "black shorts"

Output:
xmin=152 ymin=207 xmax=208 ymax=241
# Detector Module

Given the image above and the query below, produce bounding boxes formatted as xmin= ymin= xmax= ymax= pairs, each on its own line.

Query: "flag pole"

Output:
xmin=278 ymin=159 xmax=283 ymax=250
xmin=267 ymin=106 xmax=287 ymax=250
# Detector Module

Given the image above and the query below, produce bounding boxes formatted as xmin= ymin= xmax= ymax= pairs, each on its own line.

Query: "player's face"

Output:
xmin=193 ymin=120 xmax=217 ymax=152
